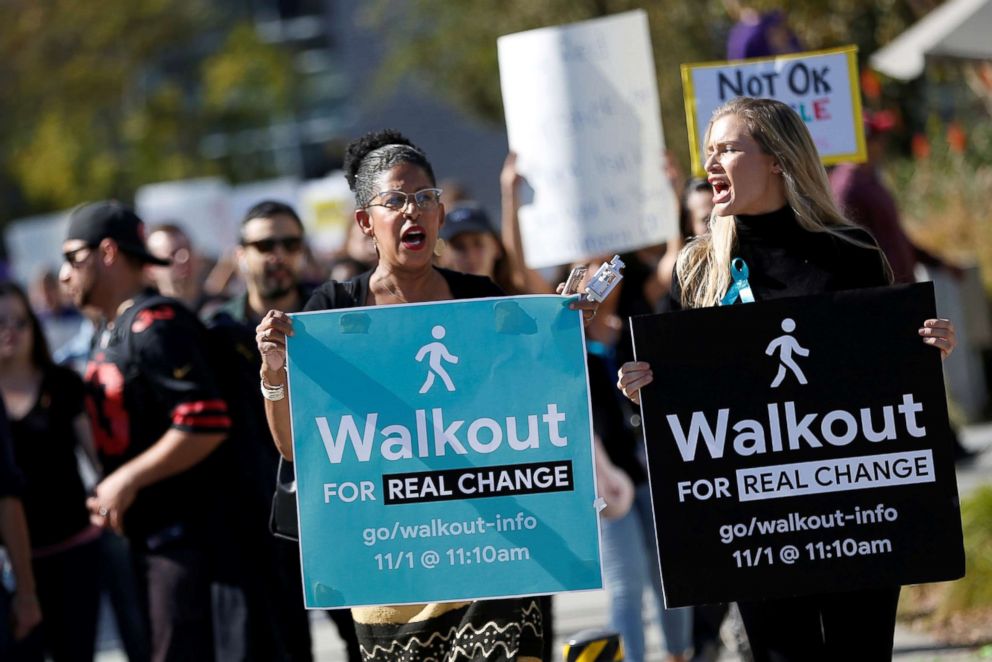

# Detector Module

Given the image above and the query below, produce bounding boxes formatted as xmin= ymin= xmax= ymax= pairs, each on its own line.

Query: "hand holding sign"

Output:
xmin=918 ymin=318 xmax=956 ymax=359
xmin=617 ymin=361 xmax=653 ymax=405
xmin=256 ymin=309 xmax=294 ymax=373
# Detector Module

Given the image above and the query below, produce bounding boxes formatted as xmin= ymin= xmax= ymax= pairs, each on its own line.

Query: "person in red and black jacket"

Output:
xmin=59 ymin=201 xmax=235 ymax=661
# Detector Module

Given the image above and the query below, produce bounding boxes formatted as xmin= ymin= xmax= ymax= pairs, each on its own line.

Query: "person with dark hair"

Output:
xmin=618 ymin=98 xmax=957 ymax=661
xmin=208 ymin=200 xmax=360 ymax=661
xmin=0 ymin=281 xmax=102 ymax=661
xmin=59 ymin=201 xmax=236 ymax=661
xmin=254 ymin=130 xmax=597 ymax=661
xmin=829 ymin=111 xmax=958 ymax=286
xmin=678 ymin=178 xmax=714 ymax=241
xmin=725 ymin=3 xmax=802 ymax=60
xmin=0 ymin=400 xmax=42 ymax=657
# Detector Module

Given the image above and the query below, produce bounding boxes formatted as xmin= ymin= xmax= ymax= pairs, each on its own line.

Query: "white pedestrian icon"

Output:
xmin=766 ymin=318 xmax=809 ymax=388
xmin=416 ymin=325 xmax=459 ymax=394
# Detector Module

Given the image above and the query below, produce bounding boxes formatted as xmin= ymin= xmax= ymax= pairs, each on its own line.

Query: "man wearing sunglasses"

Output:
xmin=208 ymin=200 xmax=361 ymax=661
xmin=59 ymin=201 xmax=238 ymax=660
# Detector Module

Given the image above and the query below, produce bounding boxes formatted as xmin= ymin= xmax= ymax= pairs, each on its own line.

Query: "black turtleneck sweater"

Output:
xmin=668 ymin=206 xmax=890 ymax=310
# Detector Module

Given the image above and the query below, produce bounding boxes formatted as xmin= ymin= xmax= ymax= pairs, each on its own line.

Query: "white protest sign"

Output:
xmin=682 ymin=46 xmax=866 ymax=175
xmin=498 ymin=11 xmax=677 ymax=269
xmin=135 ymin=178 xmax=235 ymax=257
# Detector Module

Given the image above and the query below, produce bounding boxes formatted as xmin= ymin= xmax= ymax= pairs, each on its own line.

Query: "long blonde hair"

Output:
xmin=676 ymin=97 xmax=889 ymax=308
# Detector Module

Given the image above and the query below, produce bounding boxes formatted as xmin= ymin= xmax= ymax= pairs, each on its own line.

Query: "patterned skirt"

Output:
xmin=353 ymin=598 xmax=544 ymax=661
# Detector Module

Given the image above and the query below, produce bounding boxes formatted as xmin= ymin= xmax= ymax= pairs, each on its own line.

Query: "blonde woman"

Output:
xmin=617 ymin=97 xmax=956 ymax=661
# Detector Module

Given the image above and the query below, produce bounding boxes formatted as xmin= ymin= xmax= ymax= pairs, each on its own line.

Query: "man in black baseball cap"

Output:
xmin=65 ymin=201 xmax=171 ymax=265
xmin=60 ymin=201 xmax=169 ymax=311
xmin=61 ymin=200 xmax=237 ymax=660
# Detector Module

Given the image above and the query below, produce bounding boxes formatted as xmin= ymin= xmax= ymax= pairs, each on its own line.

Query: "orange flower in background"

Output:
xmin=911 ymin=133 xmax=931 ymax=160
xmin=946 ymin=121 xmax=966 ymax=154
xmin=861 ymin=70 xmax=882 ymax=102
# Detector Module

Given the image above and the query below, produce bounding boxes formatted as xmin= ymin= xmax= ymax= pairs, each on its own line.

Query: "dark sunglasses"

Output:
xmin=242 ymin=236 xmax=304 ymax=253
xmin=63 ymin=245 xmax=96 ymax=267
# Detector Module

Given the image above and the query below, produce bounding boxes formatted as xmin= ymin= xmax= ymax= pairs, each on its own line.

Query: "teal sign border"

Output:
xmin=287 ymin=295 xmax=602 ymax=607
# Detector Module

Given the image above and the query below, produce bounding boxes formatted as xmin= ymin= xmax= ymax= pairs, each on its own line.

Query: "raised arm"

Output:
xmin=257 ymin=310 xmax=296 ymax=460
xmin=500 ymin=152 xmax=554 ymax=295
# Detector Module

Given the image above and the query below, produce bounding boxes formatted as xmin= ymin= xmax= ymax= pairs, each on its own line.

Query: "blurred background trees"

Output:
xmin=2 ymin=0 xmax=990 ymax=285
xmin=362 ymin=0 xmax=950 ymax=171
xmin=361 ymin=0 xmax=989 ymax=285
xmin=0 ymin=0 xmax=296 ymax=218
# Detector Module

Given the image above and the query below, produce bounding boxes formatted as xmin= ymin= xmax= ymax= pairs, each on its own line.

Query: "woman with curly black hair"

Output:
xmin=255 ymin=130 xmax=550 ymax=661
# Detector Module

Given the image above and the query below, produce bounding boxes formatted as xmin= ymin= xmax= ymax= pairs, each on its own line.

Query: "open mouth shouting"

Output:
xmin=401 ymin=224 xmax=428 ymax=251
xmin=709 ymin=178 xmax=731 ymax=205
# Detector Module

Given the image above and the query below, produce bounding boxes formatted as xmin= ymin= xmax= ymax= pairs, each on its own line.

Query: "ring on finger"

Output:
xmin=98 ymin=506 xmax=109 ymax=517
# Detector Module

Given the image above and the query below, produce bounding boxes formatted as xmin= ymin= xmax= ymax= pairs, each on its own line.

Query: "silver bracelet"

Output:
xmin=260 ymin=377 xmax=286 ymax=401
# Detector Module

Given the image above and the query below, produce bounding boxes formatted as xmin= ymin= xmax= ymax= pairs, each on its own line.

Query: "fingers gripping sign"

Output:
xmin=256 ymin=309 xmax=294 ymax=372
xmin=918 ymin=318 xmax=956 ymax=360
xmin=617 ymin=361 xmax=653 ymax=405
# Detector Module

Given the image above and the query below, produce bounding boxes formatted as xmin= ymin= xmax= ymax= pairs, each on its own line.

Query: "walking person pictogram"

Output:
xmin=416 ymin=325 xmax=459 ymax=393
xmin=766 ymin=318 xmax=809 ymax=388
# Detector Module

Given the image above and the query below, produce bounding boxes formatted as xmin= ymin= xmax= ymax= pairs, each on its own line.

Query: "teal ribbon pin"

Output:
xmin=719 ymin=257 xmax=755 ymax=306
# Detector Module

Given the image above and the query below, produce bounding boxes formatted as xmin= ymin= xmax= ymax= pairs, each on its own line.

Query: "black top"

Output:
xmin=668 ymin=206 xmax=890 ymax=310
xmin=588 ymin=352 xmax=647 ymax=485
xmin=0 ymin=401 xmax=24 ymax=498
xmin=84 ymin=290 xmax=231 ymax=544
xmin=304 ymin=267 xmax=503 ymax=311
xmin=207 ymin=286 xmax=313 ymax=512
xmin=9 ymin=365 xmax=91 ymax=548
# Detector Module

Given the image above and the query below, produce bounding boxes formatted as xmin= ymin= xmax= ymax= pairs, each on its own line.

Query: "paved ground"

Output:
xmin=96 ymin=423 xmax=992 ymax=661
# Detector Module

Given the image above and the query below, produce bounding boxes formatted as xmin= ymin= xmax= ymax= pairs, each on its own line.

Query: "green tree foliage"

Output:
xmin=943 ymin=485 xmax=992 ymax=613
xmin=362 ymin=0 xmax=942 ymax=172
xmin=0 ymin=1 xmax=295 ymax=222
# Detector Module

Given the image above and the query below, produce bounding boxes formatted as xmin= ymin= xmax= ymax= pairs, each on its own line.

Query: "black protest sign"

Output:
xmin=631 ymin=283 xmax=964 ymax=607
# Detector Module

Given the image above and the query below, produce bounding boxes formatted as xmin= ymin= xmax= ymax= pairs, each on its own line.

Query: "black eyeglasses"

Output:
xmin=367 ymin=188 xmax=443 ymax=212
xmin=63 ymin=245 xmax=96 ymax=267
xmin=242 ymin=236 xmax=304 ymax=253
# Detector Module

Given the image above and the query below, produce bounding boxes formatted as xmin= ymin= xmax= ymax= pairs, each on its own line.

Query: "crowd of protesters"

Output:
xmin=0 ymin=92 xmax=961 ymax=662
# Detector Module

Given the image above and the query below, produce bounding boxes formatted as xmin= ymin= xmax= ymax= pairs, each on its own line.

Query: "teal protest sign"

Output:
xmin=286 ymin=295 xmax=602 ymax=608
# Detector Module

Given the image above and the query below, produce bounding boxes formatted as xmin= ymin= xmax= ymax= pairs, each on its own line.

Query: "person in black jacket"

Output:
xmin=617 ymin=97 xmax=957 ymax=662
xmin=208 ymin=200 xmax=361 ymax=661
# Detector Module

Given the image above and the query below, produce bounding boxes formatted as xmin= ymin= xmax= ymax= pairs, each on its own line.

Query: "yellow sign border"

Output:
xmin=681 ymin=45 xmax=866 ymax=176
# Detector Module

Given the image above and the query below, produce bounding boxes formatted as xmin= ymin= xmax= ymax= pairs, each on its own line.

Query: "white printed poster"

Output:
xmin=498 ymin=11 xmax=678 ymax=269
xmin=682 ymin=46 xmax=866 ymax=175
